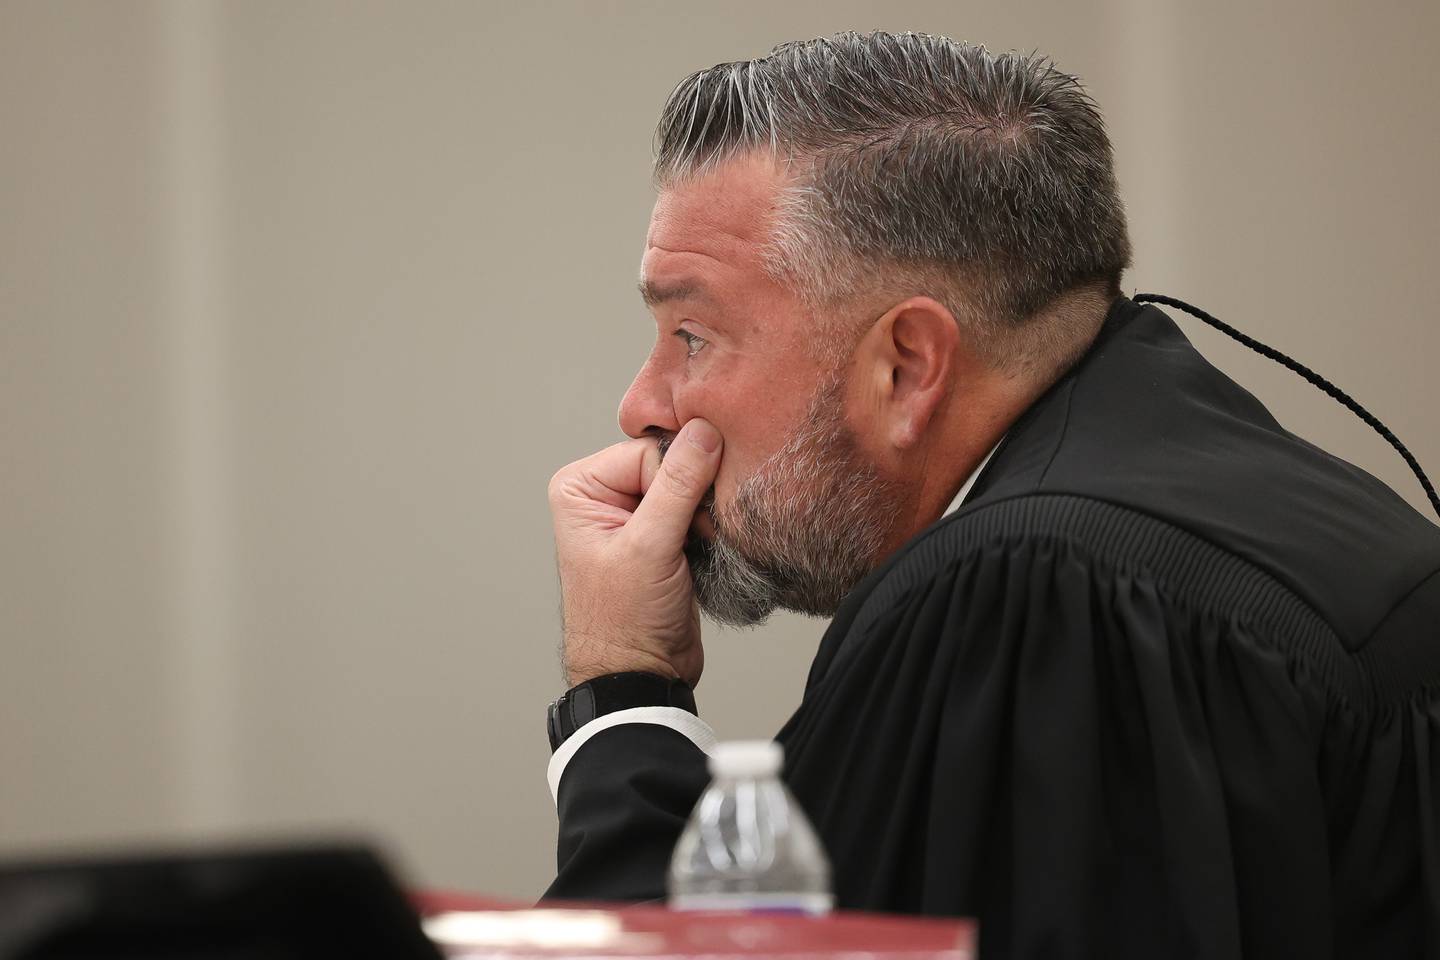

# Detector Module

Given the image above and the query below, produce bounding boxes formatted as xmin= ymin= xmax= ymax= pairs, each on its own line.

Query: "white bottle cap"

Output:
xmin=708 ymin=740 xmax=783 ymax=779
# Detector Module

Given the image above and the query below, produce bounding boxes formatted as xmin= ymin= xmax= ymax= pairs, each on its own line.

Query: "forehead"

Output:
xmin=643 ymin=153 xmax=787 ymax=282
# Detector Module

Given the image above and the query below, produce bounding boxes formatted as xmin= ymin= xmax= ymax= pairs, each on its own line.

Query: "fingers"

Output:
xmin=549 ymin=437 xmax=655 ymax=512
xmin=628 ymin=418 xmax=722 ymax=553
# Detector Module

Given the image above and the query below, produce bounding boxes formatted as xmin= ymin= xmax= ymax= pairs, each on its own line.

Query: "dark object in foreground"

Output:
xmin=0 ymin=843 xmax=443 ymax=959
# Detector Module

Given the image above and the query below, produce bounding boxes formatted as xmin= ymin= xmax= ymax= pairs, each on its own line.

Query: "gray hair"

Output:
xmin=653 ymin=31 xmax=1132 ymax=374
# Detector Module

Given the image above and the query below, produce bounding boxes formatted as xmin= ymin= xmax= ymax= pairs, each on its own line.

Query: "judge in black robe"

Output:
xmin=544 ymin=295 xmax=1440 ymax=958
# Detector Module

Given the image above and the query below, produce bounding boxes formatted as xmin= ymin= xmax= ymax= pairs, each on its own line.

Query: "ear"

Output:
xmin=858 ymin=297 xmax=962 ymax=450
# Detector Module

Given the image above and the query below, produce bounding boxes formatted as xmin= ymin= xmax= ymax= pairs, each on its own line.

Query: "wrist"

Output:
xmin=564 ymin=649 xmax=681 ymax=688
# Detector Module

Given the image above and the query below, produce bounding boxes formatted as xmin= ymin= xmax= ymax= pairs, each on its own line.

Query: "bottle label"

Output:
xmin=669 ymin=892 xmax=834 ymax=915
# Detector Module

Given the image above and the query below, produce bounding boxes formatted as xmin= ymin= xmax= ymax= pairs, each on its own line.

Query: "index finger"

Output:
xmin=551 ymin=437 xmax=659 ymax=512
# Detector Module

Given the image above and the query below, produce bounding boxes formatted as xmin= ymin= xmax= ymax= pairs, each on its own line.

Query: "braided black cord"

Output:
xmin=1133 ymin=292 xmax=1440 ymax=520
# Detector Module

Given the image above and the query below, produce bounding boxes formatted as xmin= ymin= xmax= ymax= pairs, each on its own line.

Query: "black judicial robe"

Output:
xmin=545 ymin=296 xmax=1440 ymax=959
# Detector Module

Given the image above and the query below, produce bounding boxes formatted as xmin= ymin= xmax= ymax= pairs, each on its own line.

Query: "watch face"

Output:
xmin=546 ymin=699 xmax=564 ymax=751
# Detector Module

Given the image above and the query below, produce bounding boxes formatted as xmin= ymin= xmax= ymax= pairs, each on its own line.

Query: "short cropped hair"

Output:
xmin=653 ymin=31 xmax=1133 ymax=373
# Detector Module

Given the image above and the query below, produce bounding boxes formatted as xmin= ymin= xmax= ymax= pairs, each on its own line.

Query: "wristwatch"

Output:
xmin=547 ymin=671 xmax=698 ymax=752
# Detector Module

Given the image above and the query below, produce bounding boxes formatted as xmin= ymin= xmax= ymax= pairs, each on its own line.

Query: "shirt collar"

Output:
xmin=942 ymin=438 xmax=1004 ymax=518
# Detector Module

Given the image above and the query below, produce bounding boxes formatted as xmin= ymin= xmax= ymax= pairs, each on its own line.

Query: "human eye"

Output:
xmin=672 ymin=328 xmax=709 ymax=359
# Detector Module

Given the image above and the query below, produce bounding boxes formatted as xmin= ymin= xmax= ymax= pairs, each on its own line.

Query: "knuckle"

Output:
xmin=547 ymin=466 xmax=575 ymax=503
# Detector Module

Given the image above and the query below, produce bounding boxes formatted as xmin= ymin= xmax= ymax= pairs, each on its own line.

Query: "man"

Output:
xmin=543 ymin=31 xmax=1440 ymax=958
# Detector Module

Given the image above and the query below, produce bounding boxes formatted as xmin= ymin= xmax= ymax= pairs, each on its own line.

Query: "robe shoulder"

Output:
xmin=782 ymin=493 xmax=1440 ymax=957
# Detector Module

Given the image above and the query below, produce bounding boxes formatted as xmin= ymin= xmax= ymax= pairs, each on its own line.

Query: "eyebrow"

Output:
xmin=637 ymin=278 xmax=714 ymax=309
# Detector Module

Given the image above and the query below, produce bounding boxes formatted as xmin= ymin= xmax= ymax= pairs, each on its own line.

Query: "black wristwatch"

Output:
xmin=547 ymin=672 xmax=698 ymax=752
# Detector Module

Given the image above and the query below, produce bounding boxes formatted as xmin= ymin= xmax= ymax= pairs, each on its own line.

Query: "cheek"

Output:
xmin=672 ymin=345 xmax=824 ymax=506
xmin=673 ymin=383 xmax=743 ymax=503
xmin=674 ymin=387 xmax=783 ymax=511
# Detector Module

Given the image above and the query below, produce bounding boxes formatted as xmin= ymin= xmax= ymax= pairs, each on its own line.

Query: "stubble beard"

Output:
xmin=662 ymin=373 xmax=903 ymax=628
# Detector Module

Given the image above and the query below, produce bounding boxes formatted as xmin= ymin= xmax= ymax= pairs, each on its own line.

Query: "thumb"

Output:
xmin=627 ymin=418 xmax=722 ymax=553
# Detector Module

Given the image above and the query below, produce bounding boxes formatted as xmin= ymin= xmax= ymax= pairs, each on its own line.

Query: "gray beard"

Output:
xmin=660 ymin=374 xmax=901 ymax=628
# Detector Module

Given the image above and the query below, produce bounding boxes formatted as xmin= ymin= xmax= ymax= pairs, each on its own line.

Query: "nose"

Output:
xmin=618 ymin=353 xmax=680 ymax=440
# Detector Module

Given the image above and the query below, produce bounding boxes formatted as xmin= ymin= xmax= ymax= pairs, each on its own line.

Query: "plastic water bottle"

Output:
xmin=667 ymin=740 xmax=833 ymax=914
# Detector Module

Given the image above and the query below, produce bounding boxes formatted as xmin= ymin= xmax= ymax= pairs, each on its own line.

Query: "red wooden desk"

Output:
xmin=414 ymin=892 xmax=976 ymax=959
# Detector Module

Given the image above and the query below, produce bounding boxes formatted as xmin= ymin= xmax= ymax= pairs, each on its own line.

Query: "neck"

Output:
xmin=884 ymin=378 xmax=1029 ymax=554
xmin=889 ymin=287 xmax=1115 ymax=549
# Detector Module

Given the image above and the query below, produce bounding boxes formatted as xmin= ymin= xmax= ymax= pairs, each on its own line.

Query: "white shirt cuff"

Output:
xmin=547 ymin=706 xmax=718 ymax=805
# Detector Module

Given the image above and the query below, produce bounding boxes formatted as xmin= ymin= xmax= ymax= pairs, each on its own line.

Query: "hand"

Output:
xmin=548 ymin=418 xmax=723 ymax=688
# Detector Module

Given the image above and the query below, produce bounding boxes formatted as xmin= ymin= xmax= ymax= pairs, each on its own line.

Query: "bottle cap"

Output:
xmin=708 ymin=740 xmax=783 ymax=778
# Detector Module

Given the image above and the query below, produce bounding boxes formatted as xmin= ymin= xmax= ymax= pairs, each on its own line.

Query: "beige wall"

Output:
xmin=2 ymin=0 xmax=1436 ymax=899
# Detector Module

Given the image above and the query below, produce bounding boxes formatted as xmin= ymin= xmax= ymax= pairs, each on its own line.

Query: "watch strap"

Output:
xmin=547 ymin=672 xmax=697 ymax=752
